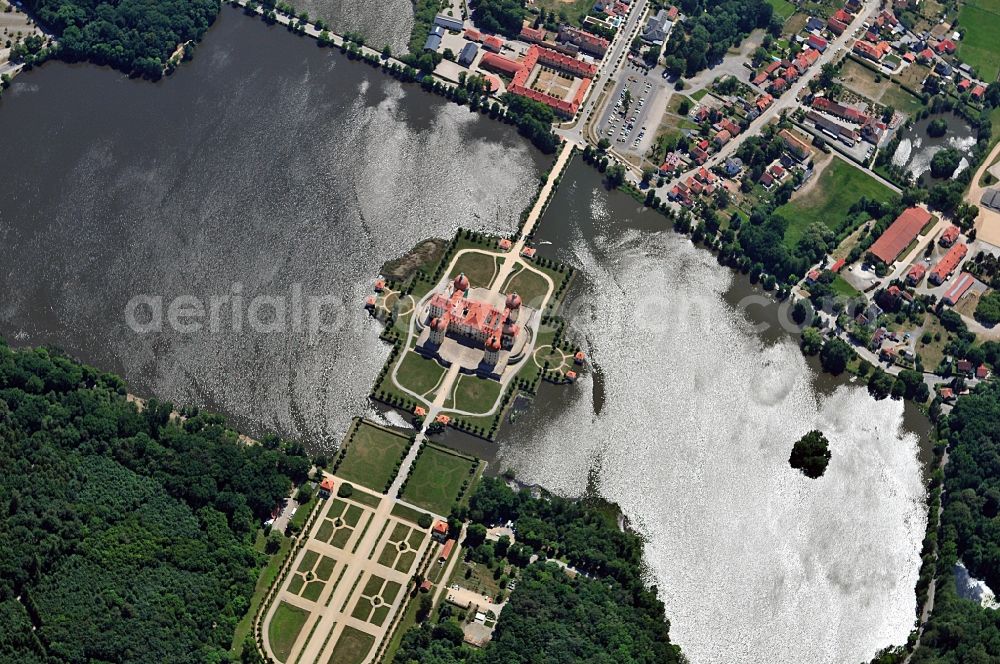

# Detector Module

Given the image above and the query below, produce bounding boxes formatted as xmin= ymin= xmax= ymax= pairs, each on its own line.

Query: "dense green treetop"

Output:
xmin=788 ymin=430 xmax=831 ymax=479
xmin=23 ymin=0 xmax=220 ymax=77
xmin=0 ymin=339 xmax=309 ymax=662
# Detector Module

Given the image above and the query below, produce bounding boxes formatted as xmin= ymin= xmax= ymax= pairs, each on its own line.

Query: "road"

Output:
xmin=966 ymin=137 xmax=1000 ymax=248
xmin=665 ymin=0 xmax=882 ymax=186
xmin=556 ymin=0 xmax=650 ymax=143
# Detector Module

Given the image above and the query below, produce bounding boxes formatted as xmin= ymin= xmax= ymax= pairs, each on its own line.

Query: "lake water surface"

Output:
xmin=0 ymin=7 xmax=544 ymax=449
xmin=0 ymin=8 xmax=931 ymax=664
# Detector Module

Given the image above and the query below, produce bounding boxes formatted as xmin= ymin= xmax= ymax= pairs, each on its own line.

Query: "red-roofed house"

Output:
xmin=957 ymin=78 xmax=972 ymax=92
xmin=828 ymin=17 xmax=848 ymax=34
xmin=483 ymin=35 xmax=504 ymax=52
xmin=756 ymin=93 xmax=773 ymax=111
xmin=918 ymin=48 xmax=935 ymax=63
xmin=714 ymin=129 xmax=732 ymax=146
xmin=830 ymin=258 xmax=846 ymax=273
xmin=977 ymin=365 xmax=990 ymax=380
xmin=691 ymin=146 xmax=709 ymax=164
xmin=807 ymin=34 xmax=828 ymax=52
xmin=812 ymin=96 xmax=870 ymax=124
xmin=972 ymin=84 xmax=986 ymax=100
xmin=935 ymin=39 xmax=956 ymax=54
xmin=432 ymin=520 xmax=449 ymax=540
xmin=319 ymin=477 xmax=335 ymax=499
xmin=720 ymin=118 xmax=741 ymax=136
xmin=929 ymin=243 xmax=968 ymax=285
xmin=480 ymin=52 xmax=522 ymax=75
xmin=906 ymin=263 xmax=926 ymax=285
xmin=519 ymin=26 xmax=546 ymax=44
xmin=939 ymin=225 xmax=960 ymax=247
xmin=854 ymin=40 xmax=890 ymax=62
xmin=770 ymin=77 xmax=788 ymax=93
xmin=833 ymin=8 xmax=852 ymax=22
xmin=439 ymin=538 xmax=456 ymax=561
xmin=868 ymin=207 xmax=932 ymax=264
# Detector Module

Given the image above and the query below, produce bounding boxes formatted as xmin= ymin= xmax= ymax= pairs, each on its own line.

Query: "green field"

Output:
xmin=450 ymin=374 xmax=503 ymax=414
xmin=776 ymin=157 xmax=895 ymax=249
xmin=268 ymin=602 xmax=310 ymax=662
xmin=957 ymin=1 xmax=1000 ymax=82
xmin=503 ymin=266 xmax=550 ymax=310
xmin=532 ymin=0 xmax=596 ymax=27
xmin=390 ymin=501 xmax=431 ymax=525
xmin=337 ymin=420 xmax=411 ymax=492
xmin=328 ymin=625 xmax=376 ymax=664
xmin=401 ymin=444 xmax=475 ymax=516
xmin=395 ymin=351 xmax=446 ymax=396
xmin=831 ymin=275 xmax=861 ymax=297
xmin=448 ymin=250 xmax=500 ymax=288
xmin=766 ymin=0 xmax=796 ymax=21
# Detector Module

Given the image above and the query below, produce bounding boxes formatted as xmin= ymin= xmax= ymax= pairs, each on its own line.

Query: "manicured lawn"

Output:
xmin=831 ymin=275 xmax=860 ymax=298
xmin=289 ymin=494 xmax=316 ymax=530
xmin=328 ymin=625 xmax=376 ymax=664
xmin=315 ymin=555 xmax=336 ymax=581
xmin=395 ymin=351 xmax=446 ymax=397
xmin=503 ymin=266 xmax=550 ymax=310
xmin=957 ymin=1 xmax=1000 ymax=82
xmin=450 ymin=375 xmax=503 ymax=415
xmin=401 ymin=444 xmax=475 ymax=516
xmin=347 ymin=488 xmax=382 ymax=509
xmin=336 ymin=420 xmax=411 ymax=492
xmin=267 ymin=601 xmax=310 ymax=662
xmin=391 ymin=501 xmax=431 ymax=525
xmin=775 ymin=157 xmax=895 ymax=250
xmin=330 ymin=527 xmax=353 ymax=549
xmin=766 ymin=0 xmax=796 ymax=21
xmin=449 ymin=250 xmax=500 ymax=288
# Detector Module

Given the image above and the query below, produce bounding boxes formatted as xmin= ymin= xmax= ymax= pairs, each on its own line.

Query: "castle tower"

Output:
xmin=484 ymin=337 xmax=501 ymax=366
xmin=453 ymin=273 xmax=470 ymax=293
xmin=501 ymin=322 xmax=520 ymax=349
xmin=505 ymin=292 xmax=522 ymax=323
xmin=429 ymin=317 xmax=447 ymax=345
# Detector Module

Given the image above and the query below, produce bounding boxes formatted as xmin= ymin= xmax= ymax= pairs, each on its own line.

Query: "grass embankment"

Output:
xmin=775 ymin=157 xmax=895 ymax=249
xmin=336 ymin=420 xmax=411 ymax=493
xmin=229 ymin=532 xmax=294 ymax=658
xmin=395 ymin=351 xmax=447 ymax=397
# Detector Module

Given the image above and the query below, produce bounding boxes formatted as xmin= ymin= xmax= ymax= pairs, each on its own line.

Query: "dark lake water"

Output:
xmin=0 ymin=6 xmax=545 ymax=450
xmin=891 ymin=112 xmax=977 ymax=185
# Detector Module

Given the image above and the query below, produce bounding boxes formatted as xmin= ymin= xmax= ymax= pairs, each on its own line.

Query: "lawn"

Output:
xmin=391 ymin=501 xmax=431 ymax=525
xmin=401 ymin=444 xmax=475 ymax=516
xmin=775 ymin=157 xmax=895 ymax=250
xmin=268 ymin=602 xmax=310 ymax=663
xmin=450 ymin=374 xmax=503 ymax=414
xmin=449 ymin=250 xmax=500 ymax=289
xmin=503 ymin=266 xmax=551 ymax=310
xmin=831 ymin=275 xmax=861 ymax=297
xmin=395 ymin=351 xmax=446 ymax=397
xmin=337 ymin=420 xmax=411 ymax=492
xmin=328 ymin=625 xmax=376 ymax=664
xmin=766 ymin=0 xmax=796 ymax=21
xmin=957 ymin=1 xmax=1000 ymax=82
xmin=230 ymin=532 xmax=293 ymax=657
xmin=532 ymin=0 xmax=597 ymax=27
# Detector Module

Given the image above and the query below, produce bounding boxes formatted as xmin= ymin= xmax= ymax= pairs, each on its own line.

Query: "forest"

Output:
xmin=0 ymin=340 xmax=310 ymax=663
xmin=21 ymin=0 xmax=219 ymax=77
xmin=661 ymin=0 xmax=773 ymax=77
xmin=469 ymin=0 xmax=525 ymax=38
xmin=912 ymin=379 xmax=1000 ymax=662
xmin=392 ymin=477 xmax=682 ymax=663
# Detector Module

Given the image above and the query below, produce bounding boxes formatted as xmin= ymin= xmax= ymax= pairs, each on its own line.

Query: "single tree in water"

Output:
xmin=789 ymin=430 xmax=831 ymax=479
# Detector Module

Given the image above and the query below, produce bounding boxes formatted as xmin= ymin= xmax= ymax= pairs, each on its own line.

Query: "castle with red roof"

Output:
xmin=427 ymin=274 xmax=523 ymax=366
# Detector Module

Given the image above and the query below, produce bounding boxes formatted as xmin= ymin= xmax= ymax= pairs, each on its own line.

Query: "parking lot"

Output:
xmin=596 ymin=62 xmax=671 ymax=157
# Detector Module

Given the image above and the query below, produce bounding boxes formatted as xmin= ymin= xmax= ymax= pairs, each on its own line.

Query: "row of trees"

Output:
xmin=0 ymin=339 xmax=311 ymax=662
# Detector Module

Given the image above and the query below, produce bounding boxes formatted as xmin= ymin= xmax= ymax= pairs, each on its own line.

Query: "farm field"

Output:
xmin=776 ymin=156 xmax=895 ymax=249
xmin=957 ymin=0 xmax=1000 ymax=82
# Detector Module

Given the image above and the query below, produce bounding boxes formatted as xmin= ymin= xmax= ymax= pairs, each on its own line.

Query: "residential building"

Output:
xmin=939 ymin=225 xmax=960 ymax=247
xmin=906 ymin=263 xmax=926 ymax=285
xmin=559 ymin=26 xmax=609 ymax=56
xmin=424 ymin=25 xmax=444 ymax=51
xmin=942 ymin=272 xmax=975 ymax=305
xmin=779 ymin=128 xmax=811 ymax=160
xmin=641 ymin=8 xmax=672 ymax=44
xmin=929 ymin=243 xmax=968 ymax=285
